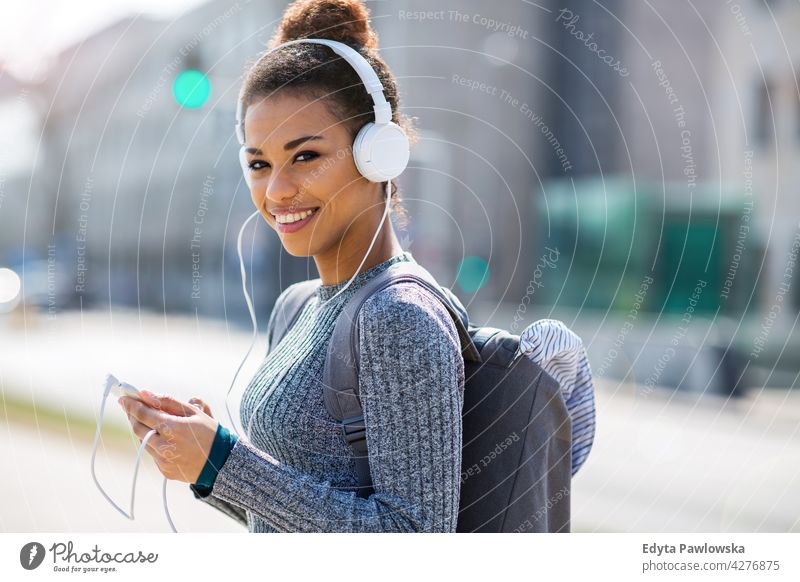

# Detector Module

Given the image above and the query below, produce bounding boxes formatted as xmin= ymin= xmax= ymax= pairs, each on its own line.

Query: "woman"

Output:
xmin=117 ymin=0 xmax=465 ymax=532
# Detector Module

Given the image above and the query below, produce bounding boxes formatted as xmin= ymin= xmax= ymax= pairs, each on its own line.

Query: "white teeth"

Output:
xmin=275 ymin=208 xmax=317 ymax=224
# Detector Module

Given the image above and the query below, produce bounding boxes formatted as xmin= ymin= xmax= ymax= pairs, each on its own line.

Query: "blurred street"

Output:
xmin=573 ymin=379 xmax=800 ymax=532
xmin=1 ymin=308 xmax=798 ymax=532
xmin=0 ymin=306 xmax=258 ymax=532
xmin=0 ymin=413 xmax=243 ymax=533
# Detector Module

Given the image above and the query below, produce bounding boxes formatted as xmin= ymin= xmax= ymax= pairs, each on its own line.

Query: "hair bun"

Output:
xmin=271 ymin=0 xmax=378 ymax=50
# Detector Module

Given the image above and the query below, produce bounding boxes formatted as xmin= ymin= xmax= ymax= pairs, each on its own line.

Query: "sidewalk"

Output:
xmin=0 ymin=307 xmax=265 ymax=430
xmin=572 ymin=379 xmax=800 ymax=532
xmin=2 ymin=307 xmax=799 ymax=532
xmin=0 ymin=413 xmax=244 ymax=532
xmin=1 ymin=307 xmax=257 ymax=532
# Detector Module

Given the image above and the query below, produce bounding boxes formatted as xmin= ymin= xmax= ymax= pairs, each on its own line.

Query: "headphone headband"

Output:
xmin=235 ymin=38 xmax=392 ymax=145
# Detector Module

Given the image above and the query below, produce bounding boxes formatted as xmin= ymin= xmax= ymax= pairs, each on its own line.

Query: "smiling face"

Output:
xmin=242 ymin=91 xmax=383 ymax=258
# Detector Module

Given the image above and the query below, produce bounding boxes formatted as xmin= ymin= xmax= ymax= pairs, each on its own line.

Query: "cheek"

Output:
xmin=328 ymin=189 xmax=371 ymax=238
xmin=309 ymin=154 xmax=362 ymax=205
xmin=316 ymin=153 xmax=360 ymax=188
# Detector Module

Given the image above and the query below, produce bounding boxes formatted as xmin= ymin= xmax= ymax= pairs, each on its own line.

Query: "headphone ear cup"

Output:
xmin=353 ymin=122 xmax=410 ymax=182
xmin=239 ymin=147 xmax=251 ymax=188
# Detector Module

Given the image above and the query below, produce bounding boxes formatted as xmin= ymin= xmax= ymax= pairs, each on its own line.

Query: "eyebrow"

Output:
xmin=244 ymin=135 xmax=324 ymax=155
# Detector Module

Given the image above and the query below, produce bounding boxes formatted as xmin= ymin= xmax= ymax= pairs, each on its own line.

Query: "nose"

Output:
xmin=262 ymin=168 xmax=300 ymax=208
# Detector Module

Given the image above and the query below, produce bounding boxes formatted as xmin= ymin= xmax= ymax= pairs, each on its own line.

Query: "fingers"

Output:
xmin=128 ymin=416 xmax=171 ymax=454
xmin=138 ymin=391 xmax=197 ymax=417
xmin=188 ymin=397 xmax=213 ymax=417
xmin=154 ymin=457 xmax=193 ymax=482
xmin=130 ymin=417 xmax=161 ymax=447
xmin=120 ymin=397 xmax=171 ymax=430
xmin=118 ymin=390 xmax=201 ymax=431
xmin=129 ymin=417 xmax=151 ymax=441
xmin=128 ymin=415 xmax=182 ymax=461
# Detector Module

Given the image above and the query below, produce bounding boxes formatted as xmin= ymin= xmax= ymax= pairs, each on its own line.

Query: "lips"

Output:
xmin=271 ymin=207 xmax=319 ymax=224
xmin=272 ymin=206 xmax=320 ymax=233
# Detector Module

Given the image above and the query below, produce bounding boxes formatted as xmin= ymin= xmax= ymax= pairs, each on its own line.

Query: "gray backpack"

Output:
xmin=266 ymin=260 xmax=572 ymax=532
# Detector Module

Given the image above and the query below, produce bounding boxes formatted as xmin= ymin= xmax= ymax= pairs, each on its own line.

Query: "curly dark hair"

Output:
xmin=239 ymin=0 xmax=417 ymax=229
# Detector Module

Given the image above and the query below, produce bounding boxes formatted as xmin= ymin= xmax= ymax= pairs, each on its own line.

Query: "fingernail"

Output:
xmin=141 ymin=390 xmax=158 ymax=401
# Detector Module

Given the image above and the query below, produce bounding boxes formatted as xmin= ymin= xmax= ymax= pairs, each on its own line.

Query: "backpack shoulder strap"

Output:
xmin=267 ymin=278 xmax=320 ymax=352
xmin=322 ymin=261 xmax=479 ymax=498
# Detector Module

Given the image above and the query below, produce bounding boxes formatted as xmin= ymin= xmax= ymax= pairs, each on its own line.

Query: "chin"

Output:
xmin=282 ymin=247 xmax=310 ymax=258
xmin=280 ymin=240 xmax=319 ymax=258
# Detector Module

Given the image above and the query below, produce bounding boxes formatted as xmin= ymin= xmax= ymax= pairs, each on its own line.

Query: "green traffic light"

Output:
xmin=456 ymin=255 xmax=490 ymax=293
xmin=173 ymin=69 xmax=211 ymax=108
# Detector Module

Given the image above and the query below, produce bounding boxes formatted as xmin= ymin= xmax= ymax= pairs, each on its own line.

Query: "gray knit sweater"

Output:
xmin=193 ymin=251 xmax=465 ymax=532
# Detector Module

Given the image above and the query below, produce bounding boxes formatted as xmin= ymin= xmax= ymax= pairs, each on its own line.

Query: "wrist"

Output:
xmin=192 ymin=423 xmax=238 ymax=491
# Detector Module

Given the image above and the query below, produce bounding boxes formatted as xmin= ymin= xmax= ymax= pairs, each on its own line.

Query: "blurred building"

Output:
xmin=21 ymin=0 xmax=565 ymax=321
xmin=11 ymin=0 xmax=800 ymax=385
xmin=382 ymin=0 xmax=558 ymax=300
xmin=0 ymin=66 xmax=39 ymax=257
xmin=714 ymin=0 xmax=800 ymax=377
xmin=27 ymin=1 xmax=285 ymax=320
xmin=538 ymin=0 xmax=800 ymax=386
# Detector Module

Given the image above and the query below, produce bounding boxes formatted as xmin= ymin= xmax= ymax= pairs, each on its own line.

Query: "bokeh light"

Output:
xmin=172 ymin=69 xmax=211 ymax=108
xmin=456 ymin=255 xmax=490 ymax=293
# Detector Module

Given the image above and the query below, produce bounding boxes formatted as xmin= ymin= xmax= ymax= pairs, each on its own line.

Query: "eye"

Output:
xmin=247 ymin=150 xmax=319 ymax=172
xmin=294 ymin=150 xmax=319 ymax=163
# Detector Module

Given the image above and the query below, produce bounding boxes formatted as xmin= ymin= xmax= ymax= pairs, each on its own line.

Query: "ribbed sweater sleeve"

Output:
xmin=206 ymin=282 xmax=465 ymax=532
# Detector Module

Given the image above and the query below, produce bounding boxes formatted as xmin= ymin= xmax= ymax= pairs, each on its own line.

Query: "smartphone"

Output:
xmin=104 ymin=373 xmax=145 ymax=402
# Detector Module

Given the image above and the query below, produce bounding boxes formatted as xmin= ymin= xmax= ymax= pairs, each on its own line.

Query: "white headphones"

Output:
xmin=235 ymin=38 xmax=410 ymax=186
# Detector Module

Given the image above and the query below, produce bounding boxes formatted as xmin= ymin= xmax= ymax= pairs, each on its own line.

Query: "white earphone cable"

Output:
xmin=243 ymin=181 xmax=392 ymax=440
xmin=224 ymin=209 xmax=263 ymax=438
xmin=92 ymin=182 xmax=391 ymax=533
xmin=90 ymin=382 xmax=177 ymax=532
xmin=92 ymin=182 xmax=390 ymax=533
xmin=319 ymin=180 xmax=392 ymax=307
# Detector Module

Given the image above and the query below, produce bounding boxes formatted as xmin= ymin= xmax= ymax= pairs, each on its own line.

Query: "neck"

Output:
xmin=314 ymin=206 xmax=404 ymax=286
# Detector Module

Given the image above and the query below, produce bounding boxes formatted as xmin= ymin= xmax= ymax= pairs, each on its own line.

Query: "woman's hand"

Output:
xmin=118 ymin=391 xmax=219 ymax=484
